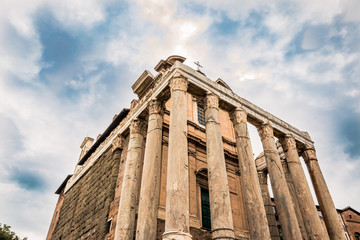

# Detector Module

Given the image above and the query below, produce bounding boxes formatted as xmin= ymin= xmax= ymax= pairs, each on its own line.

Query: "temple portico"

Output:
xmin=51 ymin=56 xmax=346 ymax=240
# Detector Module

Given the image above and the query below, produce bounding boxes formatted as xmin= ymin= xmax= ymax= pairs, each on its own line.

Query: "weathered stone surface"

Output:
xmin=136 ymin=99 xmax=164 ymax=240
xmin=163 ymin=75 xmax=192 ymax=240
xmin=276 ymin=142 xmax=307 ymax=240
xmin=51 ymin=147 xmax=121 ymax=240
xmin=230 ymin=108 xmax=271 ymax=240
xmin=257 ymin=170 xmax=281 ymax=240
xmin=114 ymin=119 xmax=146 ymax=240
xmin=279 ymin=135 xmax=328 ymax=240
xmin=258 ymin=123 xmax=302 ymax=240
xmin=302 ymin=147 xmax=346 ymax=240
xmin=205 ymin=93 xmax=235 ymax=239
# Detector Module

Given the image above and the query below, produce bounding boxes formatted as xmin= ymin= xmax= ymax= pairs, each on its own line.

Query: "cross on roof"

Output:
xmin=194 ymin=61 xmax=203 ymax=71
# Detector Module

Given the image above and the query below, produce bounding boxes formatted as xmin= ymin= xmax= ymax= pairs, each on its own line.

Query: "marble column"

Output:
xmin=136 ymin=100 xmax=164 ymax=240
xmin=257 ymin=123 xmax=302 ymax=240
xmin=205 ymin=93 xmax=235 ymax=240
xmin=257 ymin=170 xmax=281 ymax=240
xmin=302 ymin=147 xmax=346 ymax=240
xmin=163 ymin=74 xmax=192 ymax=240
xmin=114 ymin=119 xmax=145 ymax=240
xmin=280 ymin=135 xmax=328 ymax=240
xmin=277 ymin=146 xmax=307 ymax=240
xmin=230 ymin=108 xmax=271 ymax=239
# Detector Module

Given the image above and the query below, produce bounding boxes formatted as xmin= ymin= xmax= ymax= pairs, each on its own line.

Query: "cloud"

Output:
xmin=0 ymin=0 xmax=360 ymax=239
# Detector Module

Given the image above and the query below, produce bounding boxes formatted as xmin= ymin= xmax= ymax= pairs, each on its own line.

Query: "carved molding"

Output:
xmin=301 ymin=146 xmax=317 ymax=163
xmin=279 ymin=134 xmax=297 ymax=152
xmin=148 ymin=99 xmax=164 ymax=115
xmin=257 ymin=170 xmax=268 ymax=185
xmin=169 ymin=73 xmax=188 ymax=92
xmin=258 ymin=122 xmax=274 ymax=140
xmin=229 ymin=107 xmax=247 ymax=125
xmin=205 ymin=92 xmax=219 ymax=109
xmin=130 ymin=118 xmax=147 ymax=136
xmin=111 ymin=134 xmax=125 ymax=152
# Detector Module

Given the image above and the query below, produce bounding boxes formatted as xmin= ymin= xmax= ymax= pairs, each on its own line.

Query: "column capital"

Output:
xmin=130 ymin=118 xmax=147 ymax=136
xmin=301 ymin=146 xmax=317 ymax=163
xmin=112 ymin=134 xmax=126 ymax=152
xmin=148 ymin=99 xmax=164 ymax=115
xmin=229 ymin=107 xmax=247 ymax=125
xmin=279 ymin=134 xmax=297 ymax=152
xmin=169 ymin=73 xmax=188 ymax=92
xmin=205 ymin=92 xmax=219 ymax=109
xmin=257 ymin=122 xmax=274 ymax=140
xmin=257 ymin=170 xmax=268 ymax=185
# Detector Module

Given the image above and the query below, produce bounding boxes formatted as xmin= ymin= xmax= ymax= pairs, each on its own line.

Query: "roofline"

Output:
xmin=55 ymin=174 xmax=73 ymax=194
xmin=77 ymin=108 xmax=130 ymax=165
xmin=338 ymin=206 xmax=360 ymax=215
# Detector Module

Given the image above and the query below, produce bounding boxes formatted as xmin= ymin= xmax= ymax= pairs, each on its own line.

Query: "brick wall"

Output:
xmin=51 ymin=147 xmax=121 ymax=240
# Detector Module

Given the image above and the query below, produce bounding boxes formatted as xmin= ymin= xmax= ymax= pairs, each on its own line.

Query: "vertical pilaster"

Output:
xmin=280 ymin=135 xmax=328 ymax=240
xmin=257 ymin=123 xmax=302 ymax=240
xmin=136 ymin=100 xmax=164 ymax=240
xmin=163 ymin=74 xmax=192 ymax=240
xmin=205 ymin=93 xmax=235 ymax=240
xmin=302 ymin=147 xmax=346 ymax=240
xmin=230 ymin=108 xmax=271 ymax=239
xmin=257 ymin=170 xmax=281 ymax=240
xmin=114 ymin=119 xmax=146 ymax=240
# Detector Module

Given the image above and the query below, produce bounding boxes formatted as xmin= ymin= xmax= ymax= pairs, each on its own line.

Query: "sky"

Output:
xmin=0 ymin=0 xmax=359 ymax=239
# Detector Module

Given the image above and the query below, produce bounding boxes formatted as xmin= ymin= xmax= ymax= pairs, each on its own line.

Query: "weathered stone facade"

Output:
xmin=51 ymin=146 xmax=122 ymax=240
xmin=48 ymin=56 xmax=354 ymax=240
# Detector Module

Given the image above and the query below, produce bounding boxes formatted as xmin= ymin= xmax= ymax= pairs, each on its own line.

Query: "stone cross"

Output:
xmin=194 ymin=61 xmax=203 ymax=71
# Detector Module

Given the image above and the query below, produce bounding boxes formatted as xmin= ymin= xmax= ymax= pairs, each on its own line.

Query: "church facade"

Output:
xmin=47 ymin=56 xmax=348 ymax=240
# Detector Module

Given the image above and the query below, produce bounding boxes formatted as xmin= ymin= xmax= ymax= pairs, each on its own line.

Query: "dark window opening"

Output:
xmin=355 ymin=233 xmax=360 ymax=240
xmin=278 ymin=226 xmax=283 ymax=240
xmin=201 ymin=188 xmax=211 ymax=230
xmin=106 ymin=219 xmax=112 ymax=233
xmin=197 ymin=105 xmax=205 ymax=126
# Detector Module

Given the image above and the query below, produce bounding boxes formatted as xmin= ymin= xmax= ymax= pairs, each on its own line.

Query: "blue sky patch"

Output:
xmin=211 ymin=12 xmax=240 ymax=36
xmin=9 ymin=168 xmax=46 ymax=191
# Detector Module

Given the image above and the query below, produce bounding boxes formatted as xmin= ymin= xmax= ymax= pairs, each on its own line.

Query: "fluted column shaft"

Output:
xmin=302 ymin=147 xmax=346 ymax=240
xmin=114 ymin=119 xmax=145 ymax=240
xmin=163 ymin=74 xmax=192 ymax=240
xmin=205 ymin=93 xmax=235 ymax=240
xmin=257 ymin=170 xmax=281 ymax=240
xmin=257 ymin=123 xmax=302 ymax=240
xmin=136 ymin=100 xmax=164 ymax=240
xmin=230 ymin=108 xmax=271 ymax=240
xmin=280 ymin=135 xmax=328 ymax=240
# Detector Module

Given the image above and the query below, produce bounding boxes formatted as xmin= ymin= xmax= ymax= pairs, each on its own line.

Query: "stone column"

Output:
xmin=136 ymin=100 xmax=164 ymax=240
xmin=257 ymin=123 xmax=302 ymax=240
xmin=163 ymin=74 xmax=192 ymax=240
xmin=230 ymin=108 xmax=271 ymax=239
xmin=280 ymin=135 xmax=328 ymax=240
xmin=257 ymin=170 xmax=281 ymax=240
xmin=277 ymin=146 xmax=307 ymax=240
xmin=302 ymin=147 xmax=346 ymax=240
xmin=205 ymin=93 xmax=235 ymax=240
xmin=114 ymin=119 xmax=145 ymax=240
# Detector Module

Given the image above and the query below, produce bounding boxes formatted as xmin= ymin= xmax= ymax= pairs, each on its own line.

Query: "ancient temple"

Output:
xmin=47 ymin=56 xmax=348 ymax=240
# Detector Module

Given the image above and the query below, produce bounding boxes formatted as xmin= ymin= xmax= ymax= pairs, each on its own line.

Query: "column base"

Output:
xmin=163 ymin=231 xmax=192 ymax=240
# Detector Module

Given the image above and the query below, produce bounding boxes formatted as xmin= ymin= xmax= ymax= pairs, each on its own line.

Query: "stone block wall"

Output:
xmin=51 ymin=146 xmax=121 ymax=240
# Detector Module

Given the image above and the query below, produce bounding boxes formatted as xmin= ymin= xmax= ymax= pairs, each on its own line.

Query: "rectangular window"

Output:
xmin=201 ymin=188 xmax=211 ymax=230
xmin=198 ymin=105 xmax=205 ymax=126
